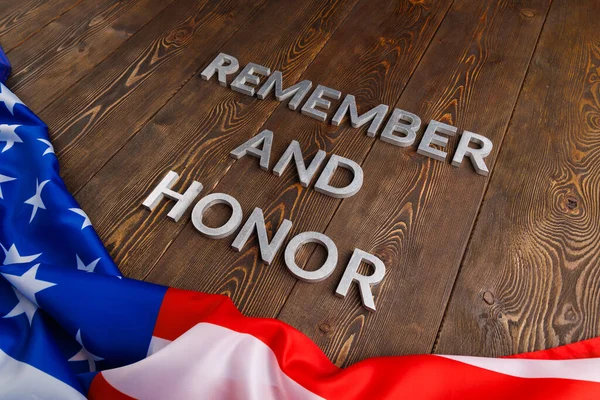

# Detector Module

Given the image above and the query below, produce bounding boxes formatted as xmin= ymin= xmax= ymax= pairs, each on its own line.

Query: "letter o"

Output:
xmin=191 ymin=193 xmax=243 ymax=239
xmin=284 ymin=232 xmax=338 ymax=282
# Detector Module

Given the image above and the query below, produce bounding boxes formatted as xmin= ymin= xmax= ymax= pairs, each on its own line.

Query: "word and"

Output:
xmin=201 ymin=53 xmax=494 ymax=176
xmin=142 ymin=171 xmax=385 ymax=311
xmin=230 ymin=129 xmax=363 ymax=198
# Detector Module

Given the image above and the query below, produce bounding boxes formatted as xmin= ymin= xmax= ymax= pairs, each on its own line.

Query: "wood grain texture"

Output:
xmin=141 ymin=0 xmax=453 ymax=322
xmin=37 ymin=0 xmax=264 ymax=194
xmin=276 ymin=0 xmax=551 ymax=366
xmin=6 ymin=0 xmax=174 ymax=112
xmin=8 ymin=0 xmax=597 ymax=365
xmin=0 ymin=0 xmax=81 ymax=52
xmin=435 ymin=0 xmax=600 ymax=357
xmin=74 ymin=0 xmax=361 ymax=282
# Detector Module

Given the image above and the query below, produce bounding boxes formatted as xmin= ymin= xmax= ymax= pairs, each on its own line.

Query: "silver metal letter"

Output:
xmin=200 ymin=53 xmax=239 ymax=87
xmin=451 ymin=131 xmax=493 ymax=176
xmin=256 ymin=71 xmax=312 ymax=111
xmin=231 ymin=207 xmax=292 ymax=265
xmin=314 ymin=155 xmax=363 ymax=198
xmin=191 ymin=193 xmax=243 ymax=239
xmin=301 ymin=85 xmax=342 ymax=122
xmin=417 ymin=120 xmax=458 ymax=161
xmin=142 ymin=171 xmax=203 ymax=222
xmin=284 ymin=231 xmax=338 ymax=282
xmin=380 ymin=108 xmax=421 ymax=146
xmin=335 ymin=248 xmax=386 ymax=312
xmin=272 ymin=140 xmax=326 ymax=187
xmin=230 ymin=63 xmax=271 ymax=97
xmin=230 ymin=129 xmax=273 ymax=171
xmin=331 ymin=94 xmax=389 ymax=137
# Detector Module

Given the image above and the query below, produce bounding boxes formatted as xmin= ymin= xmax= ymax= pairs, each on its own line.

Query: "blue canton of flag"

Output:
xmin=0 ymin=47 xmax=166 ymax=398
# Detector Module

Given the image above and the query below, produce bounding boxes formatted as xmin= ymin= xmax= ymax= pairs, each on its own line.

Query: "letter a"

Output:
xmin=230 ymin=130 xmax=273 ymax=170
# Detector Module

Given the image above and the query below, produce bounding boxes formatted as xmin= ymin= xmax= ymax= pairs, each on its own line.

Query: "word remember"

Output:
xmin=201 ymin=53 xmax=494 ymax=176
xmin=143 ymin=171 xmax=385 ymax=311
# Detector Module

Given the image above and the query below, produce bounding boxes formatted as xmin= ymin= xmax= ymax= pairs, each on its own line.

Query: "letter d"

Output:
xmin=314 ymin=155 xmax=363 ymax=198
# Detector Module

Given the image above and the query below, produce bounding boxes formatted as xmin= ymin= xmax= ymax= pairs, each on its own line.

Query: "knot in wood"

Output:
xmin=558 ymin=189 xmax=582 ymax=215
xmin=566 ymin=196 xmax=578 ymax=210
xmin=564 ymin=306 xmax=577 ymax=322
xmin=167 ymin=27 xmax=192 ymax=46
xmin=520 ymin=9 xmax=535 ymax=18
xmin=319 ymin=323 xmax=332 ymax=334
xmin=557 ymin=303 xmax=579 ymax=326
xmin=89 ymin=14 xmax=106 ymax=27
xmin=482 ymin=291 xmax=494 ymax=305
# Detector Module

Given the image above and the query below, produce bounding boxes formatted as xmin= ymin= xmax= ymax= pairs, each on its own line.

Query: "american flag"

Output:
xmin=1 ymin=47 xmax=600 ymax=400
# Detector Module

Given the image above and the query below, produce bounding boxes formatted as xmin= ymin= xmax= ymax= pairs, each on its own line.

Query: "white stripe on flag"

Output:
xmin=440 ymin=355 xmax=600 ymax=383
xmin=0 ymin=348 xmax=86 ymax=400
xmin=103 ymin=323 xmax=324 ymax=400
xmin=147 ymin=335 xmax=171 ymax=357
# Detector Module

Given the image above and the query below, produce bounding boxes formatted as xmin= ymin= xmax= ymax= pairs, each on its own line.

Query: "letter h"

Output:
xmin=142 ymin=171 xmax=203 ymax=222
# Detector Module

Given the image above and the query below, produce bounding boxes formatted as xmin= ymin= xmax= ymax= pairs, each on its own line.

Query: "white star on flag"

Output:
xmin=1 ymin=243 xmax=42 ymax=265
xmin=69 ymin=329 xmax=104 ymax=372
xmin=1 ymin=264 xmax=55 ymax=307
xmin=69 ymin=208 xmax=92 ymax=229
xmin=0 ymin=174 xmax=15 ymax=199
xmin=76 ymin=254 xmax=100 ymax=273
xmin=0 ymin=124 xmax=23 ymax=153
xmin=0 ymin=83 xmax=24 ymax=115
xmin=3 ymin=286 xmax=38 ymax=325
xmin=37 ymin=138 xmax=55 ymax=156
xmin=24 ymin=179 xmax=50 ymax=223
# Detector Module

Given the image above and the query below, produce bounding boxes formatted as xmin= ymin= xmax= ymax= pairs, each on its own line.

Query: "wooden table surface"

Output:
xmin=2 ymin=0 xmax=599 ymax=367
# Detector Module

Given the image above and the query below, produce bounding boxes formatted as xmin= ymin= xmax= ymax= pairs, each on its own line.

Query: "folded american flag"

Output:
xmin=1 ymin=48 xmax=600 ymax=400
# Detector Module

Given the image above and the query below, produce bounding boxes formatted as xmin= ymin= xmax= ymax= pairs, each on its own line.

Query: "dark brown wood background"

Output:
xmin=2 ymin=0 xmax=599 ymax=367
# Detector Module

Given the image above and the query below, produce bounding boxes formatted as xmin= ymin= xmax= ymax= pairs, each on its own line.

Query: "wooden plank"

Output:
xmin=6 ymin=0 xmax=175 ymax=112
xmin=435 ymin=0 xmax=600 ymax=357
xmin=275 ymin=0 xmax=551 ymax=366
xmin=74 ymin=0 xmax=361 ymax=280
xmin=37 ymin=0 xmax=265 ymax=193
xmin=0 ymin=0 xmax=81 ymax=52
xmin=137 ymin=0 xmax=453 ymax=320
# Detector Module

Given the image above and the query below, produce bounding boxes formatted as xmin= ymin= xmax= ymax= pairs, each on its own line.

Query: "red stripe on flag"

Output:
xmin=150 ymin=288 xmax=600 ymax=400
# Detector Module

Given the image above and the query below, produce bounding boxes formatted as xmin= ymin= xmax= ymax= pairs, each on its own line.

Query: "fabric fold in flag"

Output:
xmin=1 ymin=46 xmax=600 ymax=400
xmin=4 ymin=260 xmax=600 ymax=400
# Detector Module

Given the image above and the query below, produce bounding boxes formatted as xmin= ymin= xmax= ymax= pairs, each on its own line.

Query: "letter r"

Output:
xmin=200 ymin=53 xmax=240 ymax=87
xmin=336 ymin=249 xmax=386 ymax=311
